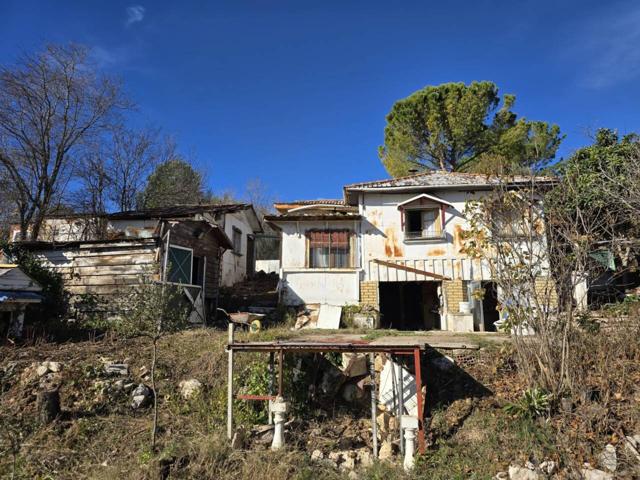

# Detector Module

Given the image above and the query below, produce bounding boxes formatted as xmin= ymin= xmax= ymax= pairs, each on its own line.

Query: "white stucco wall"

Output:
xmin=277 ymin=219 xmax=361 ymax=305
xmin=220 ymin=210 xmax=256 ymax=287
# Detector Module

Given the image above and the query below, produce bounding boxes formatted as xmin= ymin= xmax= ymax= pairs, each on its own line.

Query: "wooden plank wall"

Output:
xmin=167 ymin=222 xmax=223 ymax=300
xmin=34 ymin=240 xmax=161 ymax=303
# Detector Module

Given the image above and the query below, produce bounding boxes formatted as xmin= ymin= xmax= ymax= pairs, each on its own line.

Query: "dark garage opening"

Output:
xmin=481 ymin=281 xmax=500 ymax=332
xmin=379 ymin=281 xmax=441 ymax=330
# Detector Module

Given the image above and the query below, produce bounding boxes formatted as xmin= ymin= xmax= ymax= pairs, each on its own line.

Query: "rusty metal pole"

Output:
xmin=369 ymin=352 xmax=378 ymax=458
xmin=413 ymin=348 xmax=425 ymax=453
xmin=227 ymin=323 xmax=235 ymax=440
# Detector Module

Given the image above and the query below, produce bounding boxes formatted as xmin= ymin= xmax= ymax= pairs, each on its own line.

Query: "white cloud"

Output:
xmin=577 ymin=4 xmax=640 ymax=88
xmin=125 ymin=5 xmax=145 ymax=26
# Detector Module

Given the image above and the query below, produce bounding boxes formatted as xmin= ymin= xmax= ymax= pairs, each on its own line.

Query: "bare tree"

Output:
xmin=107 ymin=127 xmax=164 ymax=211
xmin=0 ymin=44 xmax=127 ymax=240
xmin=72 ymin=149 xmax=110 ymax=238
xmin=244 ymin=178 xmax=275 ymax=219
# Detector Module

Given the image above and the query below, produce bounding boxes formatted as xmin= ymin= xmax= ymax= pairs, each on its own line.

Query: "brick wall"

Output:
xmin=360 ymin=281 xmax=379 ymax=308
xmin=443 ymin=280 xmax=465 ymax=313
xmin=534 ymin=276 xmax=558 ymax=307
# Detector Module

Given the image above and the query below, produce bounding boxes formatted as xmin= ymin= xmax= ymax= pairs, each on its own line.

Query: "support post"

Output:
xmin=278 ymin=349 xmax=284 ymax=396
xmin=413 ymin=348 xmax=425 ymax=453
xmin=369 ymin=352 xmax=378 ymax=458
xmin=397 ymin=357 xmax=405 ymax=455
xmin=227 ymin=323 xmax=235 ymax=440
xmin=268 ymin=352 xmax=275 ymax=425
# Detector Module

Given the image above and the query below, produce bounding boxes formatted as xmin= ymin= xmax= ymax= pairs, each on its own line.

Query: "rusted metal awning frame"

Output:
xmin=226 ymin=327 xmax=427 ymax=455
xmin=372 ymin=258 xmax=451 ymax=281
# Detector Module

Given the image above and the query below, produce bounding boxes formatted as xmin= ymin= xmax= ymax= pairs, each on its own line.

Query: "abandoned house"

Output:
xmin=9 ymin=204 xmax=263 ymax=322
xmin=0 ymin=261 xmax=43 ymax=337
xmin=265 ymin=171 xmax=555 ymax=332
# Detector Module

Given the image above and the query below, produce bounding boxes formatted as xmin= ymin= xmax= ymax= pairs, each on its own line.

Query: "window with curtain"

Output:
xmin=308 ymin=230 xmax=352 ymax=268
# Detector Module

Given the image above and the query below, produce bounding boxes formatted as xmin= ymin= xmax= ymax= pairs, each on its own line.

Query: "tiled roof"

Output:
xmin=344 ymin=171 xmax=557 ymax=190
xmin=275 ymin=199 xmax=345 ymax=206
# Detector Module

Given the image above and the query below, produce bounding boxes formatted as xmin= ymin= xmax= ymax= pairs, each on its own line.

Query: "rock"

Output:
xmin=508 ymin=465 xmax=539 ymax=480
xmin=328 ymin=451 xmax=343 ymax=467
xmin=624 ymin=434 xmax=640 ymax=463
xmin=130 ymin=384 xmax=152 ymax=409
xmin=104 ymin=363 xmax=129 ymax=376
xmin=231 ymin=427 xmax=246 ymax=449
xmin=356 ymin=448 xmax=373 ymax=467
xmin=378 ymin=440 xmax=394 ymax=461
xmin=36 ymin=388 xmax=60 ymax=424
xmin=319 ymin=366 xmax=346 ymax=397
xmin=538 ymin=460 xmax=557 ymax=475
xmin=340 ymin=453 xmax=356 ymax=470
xmin=580 ymin=468 xmax=613 ymax=480
xmin=341 ymin=353 xmax=368 ymax=377
xmin=495 ymin=472 xmax=509 ymax=480
xmin=179 ymin=379 xmax=203 ymax=399
xmin=311 ymin=449 xmax=324 ymax=461
xmin=113 ymin=379 xmax=125 ymax=391
xmin=348 ymin=471 xmax=359 ymax=480
xmin=47 ymin=361 xmax=62 ymax=373
xmin=36 ymin=364 xmax=49 ymax=377
xmin=598 ymin=444 xmax=617 ymax=472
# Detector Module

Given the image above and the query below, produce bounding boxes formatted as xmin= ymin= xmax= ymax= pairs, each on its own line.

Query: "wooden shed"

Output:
xmin=0 ymin=263 xmax=43 ymax=338
xmin=19 ymin=218 xmax=233 ymax=323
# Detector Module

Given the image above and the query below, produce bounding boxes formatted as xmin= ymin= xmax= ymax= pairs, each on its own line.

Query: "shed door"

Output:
xmin=246 ymin=235 xmax=255 ymax=277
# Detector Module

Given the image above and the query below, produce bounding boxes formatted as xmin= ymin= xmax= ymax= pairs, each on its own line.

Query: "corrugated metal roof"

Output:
xmin=344 ymin=171 xmax=557 ymax=190
xmin=108 ymin=203 xmax=252 ymax=220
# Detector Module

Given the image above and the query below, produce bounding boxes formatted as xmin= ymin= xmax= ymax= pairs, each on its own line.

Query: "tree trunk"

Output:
xmin=151 ymin=338 xmax=158 ymax=451
xmin=36 ymin=388 xmax=60 ymax=425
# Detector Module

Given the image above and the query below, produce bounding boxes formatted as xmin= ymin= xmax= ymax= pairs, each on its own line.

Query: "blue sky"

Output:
xmin=2 ymin=1 xmax=640 ymax=203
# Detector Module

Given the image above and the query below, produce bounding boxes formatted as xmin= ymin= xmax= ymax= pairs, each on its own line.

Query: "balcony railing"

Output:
xmin=404 ymin=230 xmax=445 ymax=240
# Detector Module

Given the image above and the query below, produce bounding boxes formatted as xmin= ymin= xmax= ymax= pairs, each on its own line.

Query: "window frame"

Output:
xmin=232 ymin=226 xmax=242 ymax=255
xmin=166 ymin=244 xmax=194 ymax=285
xmin=306 ymin=229 xmax=355 ymax=269
xmin=403 ymin=207 xmax=444 ymax=240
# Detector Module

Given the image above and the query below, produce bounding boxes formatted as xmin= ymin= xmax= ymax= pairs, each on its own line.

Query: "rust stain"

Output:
xmin=453 ymin=224 xmax=466 ymax=253
xmin=368 ymin=209 xmax=382 ymax=228
xmin=384 ymin=228 xmax=403 ymax=257
xmin=427 ymin=248 xmax=446 ymax=257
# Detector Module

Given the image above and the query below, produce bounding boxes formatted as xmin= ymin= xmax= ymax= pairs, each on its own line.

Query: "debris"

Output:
xmin=356 ymin=448 xmax=373 ymax=467
xmin=379 ymin=360 xmax=417 ymax=416
xmin=130 ymin=384 xmax=152 ymax=409
xmin=311 ymin=449 xmax=324 ymax=461
xmin=538 ymin=460 xmax=557 ymax=475
xmin=579 ymin=468 xmax=613 ymax=480
xmin=402 ymin=415 xmax=419 ymax=471
xmin=341 ymin=382 xmax=366 ymax=403
xmin=495 ymin=472 xmax=509 ymax=480
xmin=317 ymin=304 xmax=342 ymax=329
xmin=46 ymin=361 xmax=62 ymax=373
xmin=378 ymin=439 xmax=394 ymax=461
xmin=179 ymin=379 xmax=203 ymax=399
xmin=341 ymin=353 xmax=368 ymax=377
xmin=104 ymin=363 xmax=129 ymax=376
xmin=598 ymin=444 xmax=617 ymax=472
xmin=507 ymin=465 xmax=539 ymax=480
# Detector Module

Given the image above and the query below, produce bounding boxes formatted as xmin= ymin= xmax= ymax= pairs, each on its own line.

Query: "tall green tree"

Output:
xmin=379 ymin=81 xmax=563 ymax=177
xmin=139 ymin=158 xmax=210 ymax=209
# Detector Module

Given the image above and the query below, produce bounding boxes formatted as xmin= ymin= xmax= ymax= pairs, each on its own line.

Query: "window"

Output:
xmin=232 ymin=227 xmax=242 ymax=254
xmin=308 ymin=230 xmax=352 ymax=268
xmin=167 ymin=246 xmax=193 ymax=284
xmin=404 ymin=209 xmax=442 ymax=239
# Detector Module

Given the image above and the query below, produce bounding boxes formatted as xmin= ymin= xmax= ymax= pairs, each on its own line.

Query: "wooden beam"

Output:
xmin=372 ymin=259 xmax=451 ymax=281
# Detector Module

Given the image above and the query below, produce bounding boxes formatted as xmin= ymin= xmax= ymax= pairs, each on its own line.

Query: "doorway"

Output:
xmin=379 ymin=281 xmax=441 ymax=330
